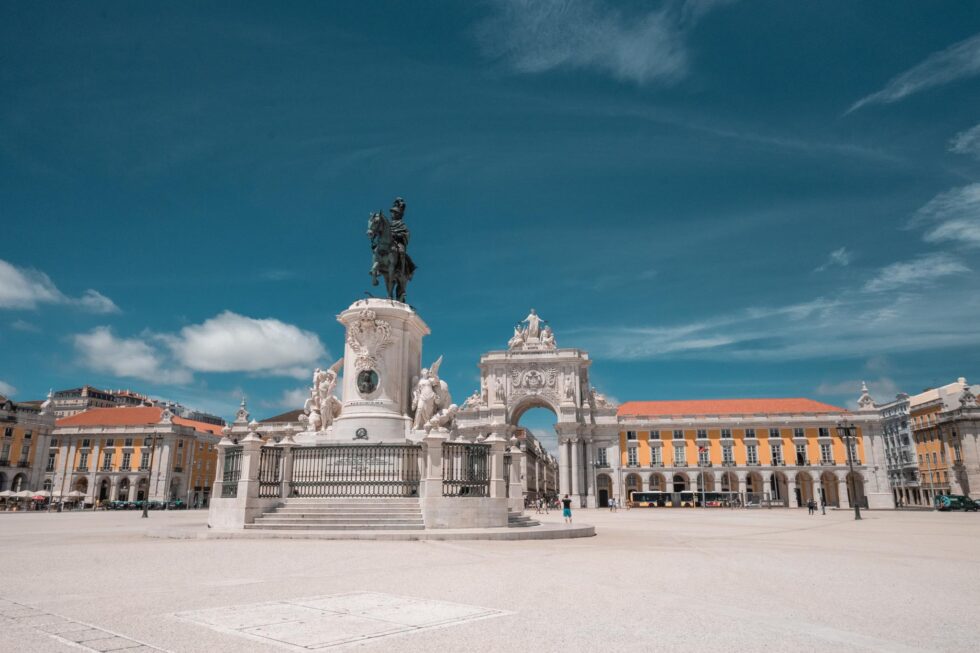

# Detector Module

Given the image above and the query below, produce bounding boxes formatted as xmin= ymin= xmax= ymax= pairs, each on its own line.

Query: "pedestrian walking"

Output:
xmin=820 ymin=497 xmax=826 ymax=515
xmin=561 ymin=494 xmax=573 ymax=524
xmin=807 ymin=499 xmax=815 ymax=515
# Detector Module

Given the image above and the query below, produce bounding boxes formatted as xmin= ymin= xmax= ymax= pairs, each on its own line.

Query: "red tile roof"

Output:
xmin=56 ymin=406 xmax=223 ymax=435
xmin=618 ymin=398 xmax=844 ymax=417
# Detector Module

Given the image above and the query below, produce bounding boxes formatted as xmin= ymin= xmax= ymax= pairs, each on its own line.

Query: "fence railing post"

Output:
xmin=423 ymin=431 xmax=448 ymax=499
xmin=279 ymin=430 xmax=295 ymax=500
xmin=213 ymin=429 xmax=233 ymax=498
xmin=487 ymin=429 xmax=507 ymax=499
xmin=238 ymin=421 xmax=264 ymax=501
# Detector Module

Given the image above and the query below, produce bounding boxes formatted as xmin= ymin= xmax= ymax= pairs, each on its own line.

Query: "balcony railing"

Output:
xmin=17 ymin=461 xmax=30 ymax=468
xmin=174 ymin=466 xmax=183 ymax=473
xmin=722 ymin=461 xmax=736 ymax=467
xmin=746 ymin=461 xmax=760 ymax=466
xmin=99 ymin=466 xmax=113 ymax=472
xmin=821 ymin=459 xmax=836 ymax=466
xmin=0 ymin=459 xmax=9 ymax=466
xmin=119 ymin=466 xmax=131 ymax=471
xmin=76 ymin=466 xmax=88 ymax=472
xmin=673 ymin=461 xmax=688 ymax=467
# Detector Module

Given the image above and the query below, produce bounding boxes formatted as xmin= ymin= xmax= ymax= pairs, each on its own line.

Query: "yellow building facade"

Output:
xmin=600 ymin=398 xmax=871 ymax=508
xmin=51 ymin=406 xmax=221 ymax=507
xmin=0 ymin=394 xmax=55 ymax=496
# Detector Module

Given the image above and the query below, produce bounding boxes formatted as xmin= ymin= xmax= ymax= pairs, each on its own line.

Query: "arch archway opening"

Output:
xmin=513 ymin=405 xmax=559 ymax=503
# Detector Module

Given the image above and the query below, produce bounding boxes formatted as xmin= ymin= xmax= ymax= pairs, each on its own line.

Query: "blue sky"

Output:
xmin=2 ymin=1 xmax=979 ymax=447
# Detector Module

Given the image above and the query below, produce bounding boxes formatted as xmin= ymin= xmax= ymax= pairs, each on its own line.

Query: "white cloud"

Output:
xmin=73 ymin=327 xmax=192 ymax=384
xmin=0 ymin=259 xmax=119 ymax=313
xmin=863 ymin=253 xmax=969 ymax=293
xmin=166 ymin=311 xmax=325 ymax=374
xmin=950 ymin=123 xmax=980 ymax=159
xmin=848 ymin=32 xmax=980 ymax=113
xmin=73 ymin=312 xmax=326 ymax=386
xmin=815 ymin=377 xmax=900 ymax=406
xmin=814 ymin=247 xmax=853 ymax=272
xmin=0 ymin=380 xmax=17 ymax=396
xmin=10 ymin=319 xmax=39 ymax=332
xmin=475 ymin=0 xmax=729 ymax=85
xmin=910 ymin=183 xmax=980 ymax=248
xmin=261 ymin=387 xmax=310 ymax=411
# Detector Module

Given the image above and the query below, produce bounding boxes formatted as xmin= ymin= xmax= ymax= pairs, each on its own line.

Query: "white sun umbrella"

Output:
xmin=67 ymin=490 xmax=85 ymax=498
xmin=34 ymin=490 xmax=52 ymax=498
xmin=0 ymin=490 xmax=13 ymax=498
xmin=16 ymin=490 xmax=34 ymax=498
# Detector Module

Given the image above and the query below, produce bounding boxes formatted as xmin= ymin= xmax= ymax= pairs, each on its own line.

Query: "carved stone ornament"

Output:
xmin=510 ymin=367 xmax=558 ymax=390
xmin=857 ymin=381 xmax=875 ymax=409
xmin=961 ymin=386 xmax=977 ymax=408
xmin=346 ymin=308 xmax=392 ymax=371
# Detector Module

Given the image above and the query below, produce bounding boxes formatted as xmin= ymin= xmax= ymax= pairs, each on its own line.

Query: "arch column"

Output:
xmin=836 ymin=471 xmax=851 ymax=508
xmin=585 ymin=438 xmax=596 ymax=508
xmin=570 ymin=437 xmax=580 ymax=499
xmin=558 ymin=438 xmax=570 ymax=496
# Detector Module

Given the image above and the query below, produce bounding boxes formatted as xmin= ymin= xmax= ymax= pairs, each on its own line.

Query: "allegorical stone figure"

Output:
xmin=367 ymin=197 xmax=416 ymax=303
xmin=522 ymin=308 xmax=544 ymax=340
xmin=412 ymin=356 xmax=452 ymax=430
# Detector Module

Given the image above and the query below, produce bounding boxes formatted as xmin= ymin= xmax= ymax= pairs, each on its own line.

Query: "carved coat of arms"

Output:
xmin=346 ymin=309 xmax=392 ymax=371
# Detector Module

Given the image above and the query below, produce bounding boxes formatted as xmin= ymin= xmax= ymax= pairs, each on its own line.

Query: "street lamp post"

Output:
xmin=837 ymin=418 xmax=862 ymax=521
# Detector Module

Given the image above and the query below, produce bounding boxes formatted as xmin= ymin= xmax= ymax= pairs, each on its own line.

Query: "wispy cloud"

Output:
xmin=863 ymin=253 xmax=969 ymax=293
xmin=575 ymin=254 xmax=980 ymax=363
xmin=10 ymin=319 xmax=39 ymax=333
xmin=0 ymin=259 xmax=119 ymax=313
xmin=847 ymin=32 xmax=980 ymax=113
xmin=475 ymin=0 xmax=731 ymax=85
xmin=910 ymin=183 xmax=980 ymax=248
xmin=814 ymin=246 xmax=853 ymax=272
xmin=0 ymin=380 xmax=16 ymax=396
xmin=950 ymin=123 xmax=980 ymax=159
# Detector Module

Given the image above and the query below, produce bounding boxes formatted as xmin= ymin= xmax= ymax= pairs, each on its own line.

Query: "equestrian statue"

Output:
xmin=367 ymin=197 xmax=416 ymax=303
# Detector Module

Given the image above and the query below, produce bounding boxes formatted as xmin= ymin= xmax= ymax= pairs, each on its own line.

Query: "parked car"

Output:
xmin=167 ymin=499 xmax=186 ymax=510
xmin=934 ymin=495 xmax=979 ymax=511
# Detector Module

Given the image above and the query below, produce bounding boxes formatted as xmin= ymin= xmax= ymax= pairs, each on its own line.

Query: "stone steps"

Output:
xmin=508 ymin=511 xmax=540 ymax=528
xmin=249 ymin=497 xmax=425 ymax=532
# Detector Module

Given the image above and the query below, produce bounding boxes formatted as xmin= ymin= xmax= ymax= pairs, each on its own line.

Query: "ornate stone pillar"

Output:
xmin=786 ymin=477 xmax=797 ymax=508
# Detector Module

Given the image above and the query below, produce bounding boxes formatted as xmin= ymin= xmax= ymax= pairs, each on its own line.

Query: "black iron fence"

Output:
xmin=221 ymin=446 xmax=242 ymax=498
xmin=442 ymin=442 xmax=490 ymax=497
xmin=290 ymin=444 xmax=421 ymax=497
xmin=258 ymin=446 xmax=283 ymax=498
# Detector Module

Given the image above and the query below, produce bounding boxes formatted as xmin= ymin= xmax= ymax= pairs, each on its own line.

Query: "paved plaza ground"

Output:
xmin=1 ymin=507 xmax=978 ymax=652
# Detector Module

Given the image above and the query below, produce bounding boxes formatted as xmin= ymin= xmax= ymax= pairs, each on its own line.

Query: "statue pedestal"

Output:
xmin=329 ymin=298 xmax=429 ymax=443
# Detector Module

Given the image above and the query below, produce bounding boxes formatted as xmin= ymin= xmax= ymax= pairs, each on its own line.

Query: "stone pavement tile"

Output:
xmin=178 ymin=602 xmax=325 ymax=630
xmin=292 ymin=592 xmax=410 ymax=614
xmin=11 ymin=613 xmax=71 ymax=628
xmin=244 ymin=612 xmax=407 ymax=648
xmin=356 ymin=599 xmax=498 ymax=628
xmin=38 ymin=620 xmax=97 ymax=635
xmin=79 ymin=635 xmax=144 ymax=651
xmin=0 ymin=605 xmax=40 ymax=618
xmin=61 ymin=627 xmax=115 ymax=643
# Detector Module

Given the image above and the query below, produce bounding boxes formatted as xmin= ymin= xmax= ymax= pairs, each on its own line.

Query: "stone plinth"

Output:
xmin=329 ymin=299 xmax=429 ymax=443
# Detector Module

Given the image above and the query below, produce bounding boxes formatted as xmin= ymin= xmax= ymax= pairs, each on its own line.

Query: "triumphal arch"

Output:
xmin=455 ymin=309 xmax=620 ymax=506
